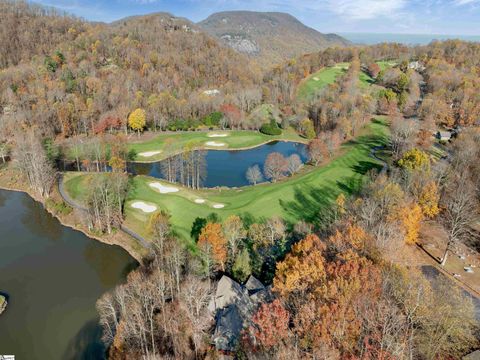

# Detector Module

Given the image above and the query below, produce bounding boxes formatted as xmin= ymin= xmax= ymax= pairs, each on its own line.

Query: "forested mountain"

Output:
xmin=0 ymin=1 xmax=261 ymax=138
xmin=198 ymin=11 xmax=350 ymax=67
xmin=0 ymin=0 xmax=85 ymax=68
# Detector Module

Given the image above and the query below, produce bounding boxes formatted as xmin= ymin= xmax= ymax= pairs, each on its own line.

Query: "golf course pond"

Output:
xmin=0 ymin=189 xmax=137 ymax=359
xmin=130 ymin=140 xmax=308 ymax=188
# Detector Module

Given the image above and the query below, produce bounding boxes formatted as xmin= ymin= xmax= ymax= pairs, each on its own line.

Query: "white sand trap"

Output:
xmin=205 ymin=141 xmax=226 ymax=147
xmin=149 ymin=182 xmax=179 ymax=193
xmin=194 ymin=198 xmax=206 ymax=204
xmin=139 ymin=150 xmax=162 ymax=157
xmin=213 ymin=204 xmax=225 ymax=209
xmin=208 ymin=133 xmax=229 ymax=138
xmin=313 ymin=77 xmax=320 ymax=81
xmin=131 ymin=201 xmax=157 ymax=213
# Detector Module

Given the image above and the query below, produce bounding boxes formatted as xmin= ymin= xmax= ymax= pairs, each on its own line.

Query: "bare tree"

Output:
xmin=0 ymin=142 xmax=9 ymax=163
xmin=179 ymin=277 xmax=213 ymax=356
xmin=264 ymin=152 xmax=288 ymax=182
xmin=440 ymin=175 xmax=477 ymax=266
xmin=13 ymin=129 xmax=56 ymax=198
xmin=246 ymin=164 xmax=263 ymax=185
xmin=287 ymin=154 xmax=303 ymax=175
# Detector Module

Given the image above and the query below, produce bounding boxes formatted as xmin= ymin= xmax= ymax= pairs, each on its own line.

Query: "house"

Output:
xmin=408 ymin=61 xmax=426 ymax=72
xmin=436 ymin=131 xmax=452 ymax=141
xmin=203 ymin=89 xmax=220 ymax=96
xmin=209 ymin=275 xmax=272 ymax=353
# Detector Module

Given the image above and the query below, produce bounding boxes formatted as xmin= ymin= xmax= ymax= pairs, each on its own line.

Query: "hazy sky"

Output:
xmin=34 ymin=0 xmax=480 ymax=35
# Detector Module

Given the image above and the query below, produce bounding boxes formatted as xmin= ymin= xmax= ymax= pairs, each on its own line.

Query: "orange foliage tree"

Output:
xmin=198 ymin=223 xmax=227 ymax=271
xmin=397 ymin=203 xmax=423 ymax=244
xmin=273 ymin=229 xmax=382 ymax=354
xmin=246 ymin=299 xmax=290 ymax=350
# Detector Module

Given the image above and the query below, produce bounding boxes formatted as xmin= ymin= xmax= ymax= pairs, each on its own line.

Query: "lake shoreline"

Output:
xmin=132 ymin=138 xmax=309 ymax=163
xmin=0 ymin=167 xmax=145 ymax=264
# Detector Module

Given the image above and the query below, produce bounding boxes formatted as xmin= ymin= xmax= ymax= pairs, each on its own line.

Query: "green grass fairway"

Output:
xmin=126 ymin=119 xmax=388 ymax=241
xmin=129 ymin=128 xmax=305 ymax=162
xmin=297 ymin=63 xmax=349 ymax=101
xmin=64 ymin=118 xmax=388 ymax=244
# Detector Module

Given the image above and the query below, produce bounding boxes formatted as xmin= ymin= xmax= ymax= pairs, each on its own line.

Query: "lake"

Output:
xmin=0 ymin=190 xmax=137 ymax=359
xmin=130 ymin=141 xmax=308 ymax=188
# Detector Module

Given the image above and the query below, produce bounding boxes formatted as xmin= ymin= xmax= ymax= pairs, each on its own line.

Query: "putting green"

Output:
xmin=129 ymin=128 xmax=305 ymax=162
xmin=64 ymin=118 xmax=389 ymax=243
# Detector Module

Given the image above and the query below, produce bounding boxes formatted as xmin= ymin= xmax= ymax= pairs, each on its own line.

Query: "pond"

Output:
xmin=0 ymin=190 xmax=137 ymax=359
xmin=130 ymin=141 xmax=308 ymax=188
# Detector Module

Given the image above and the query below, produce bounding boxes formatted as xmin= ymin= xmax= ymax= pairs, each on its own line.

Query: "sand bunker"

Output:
xmin=313 ymin=77 xmax=320 ymax=81
xmin=149 ymin=182 xmax=180 ymax=194
xmin=208 ymin=133 xmax=228 ymax=138
xmin=213 ymin=204 xmax=225 ymax=209
xmin=194 ymin=199 xmax=206 ymax=204
xmin=205 ymin=141 xmax=226 ymax=147
xmin=131 ymin=201 xmax=157 ymax=213
xmin=138 ymin=150 xmax=162 ymax=157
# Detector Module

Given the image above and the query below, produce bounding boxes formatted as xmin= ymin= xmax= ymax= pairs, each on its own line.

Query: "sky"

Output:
xmin=33 ymin=0 xmax=480 ymax=35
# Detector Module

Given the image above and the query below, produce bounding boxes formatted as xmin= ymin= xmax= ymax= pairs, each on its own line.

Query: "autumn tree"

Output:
xmin=246 ymin=299 xmax=290 ymax=350
xmin=264 ymin=152 xmax=287 ymax=182
xmin=367 ymin=62 xmax=381 ymax=78
xmin=198 ymin=222 xmax=228 ymax=272
xmin=307 ymin=139 xmax=328 ymax=166
xmin=128 ymin=108 xmax=146 ymax=135
xmin=418 ymin=181 xmax=440 ymax=218
xmin=148 ymin=210 xmax=172 ymax=257
xmin=396 ymin=203 xmax=423 ymax=245
xmin=223 ymin=215 xmax=246 ymax=262
xmin=220 ymin=104 xmax=242 ymax=129
xmin=398 ymin=148 xmax=430 ymax=171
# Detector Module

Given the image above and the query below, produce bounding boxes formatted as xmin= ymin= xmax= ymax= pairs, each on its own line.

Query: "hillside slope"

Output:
xmin=0 ymin=7 xmax=261 ymax=138
xmin=198 ymin=11 xmax=350 ymax=67
xmin=0 ymin=0 xmax=85 ymax=68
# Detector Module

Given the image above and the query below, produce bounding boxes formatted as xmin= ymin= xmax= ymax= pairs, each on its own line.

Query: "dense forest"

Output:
xmin=2 ymin=1 xmax=480 ymax=359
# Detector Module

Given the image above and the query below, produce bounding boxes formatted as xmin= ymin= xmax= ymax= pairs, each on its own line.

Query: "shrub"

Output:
xmin=260 ymin=119 xmax=282 ymax=136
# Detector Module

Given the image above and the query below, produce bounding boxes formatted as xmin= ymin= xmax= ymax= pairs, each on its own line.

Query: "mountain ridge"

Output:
xmin=198 ymin=10 xmax=350 ymax=67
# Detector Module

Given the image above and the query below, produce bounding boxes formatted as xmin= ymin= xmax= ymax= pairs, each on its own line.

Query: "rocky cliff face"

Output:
xmin=198 ymin=11 xmax=350 ymax=67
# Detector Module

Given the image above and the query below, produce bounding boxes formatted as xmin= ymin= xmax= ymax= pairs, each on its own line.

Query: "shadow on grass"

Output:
xmin=279 ymin=183 xmax=337 ymax=227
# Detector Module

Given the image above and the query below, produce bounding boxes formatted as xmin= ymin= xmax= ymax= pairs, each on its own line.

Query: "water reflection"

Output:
xmin=131 ymin=141 xmax=308 ymax=188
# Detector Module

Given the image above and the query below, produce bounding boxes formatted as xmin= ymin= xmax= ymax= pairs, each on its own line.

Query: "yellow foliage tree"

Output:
xmin=128 ymin=108 xmax=146 ymax=135
xmin=398 ymin=148 xmax=430 ymax=171
xmin=398 ymin=203 xmax=424 ymax=244
xmin=108 ymin=156 xmax=125 ymax=172
xmin=336 ymin=193 xmax=346 ymax=215
xmin=418 ymin=181 xmax=440 ymax=218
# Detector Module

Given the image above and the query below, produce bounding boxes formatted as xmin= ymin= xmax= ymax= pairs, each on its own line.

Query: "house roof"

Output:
xmin=245 ymin=275 xmax=264 ymax=294
xmin=438 ymin=131 xmax=451 ymax=138
xmin=213 ymin=304 xmax=244 ymax=352
xmin=210 ymin=275 xmax=272 ymax=353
